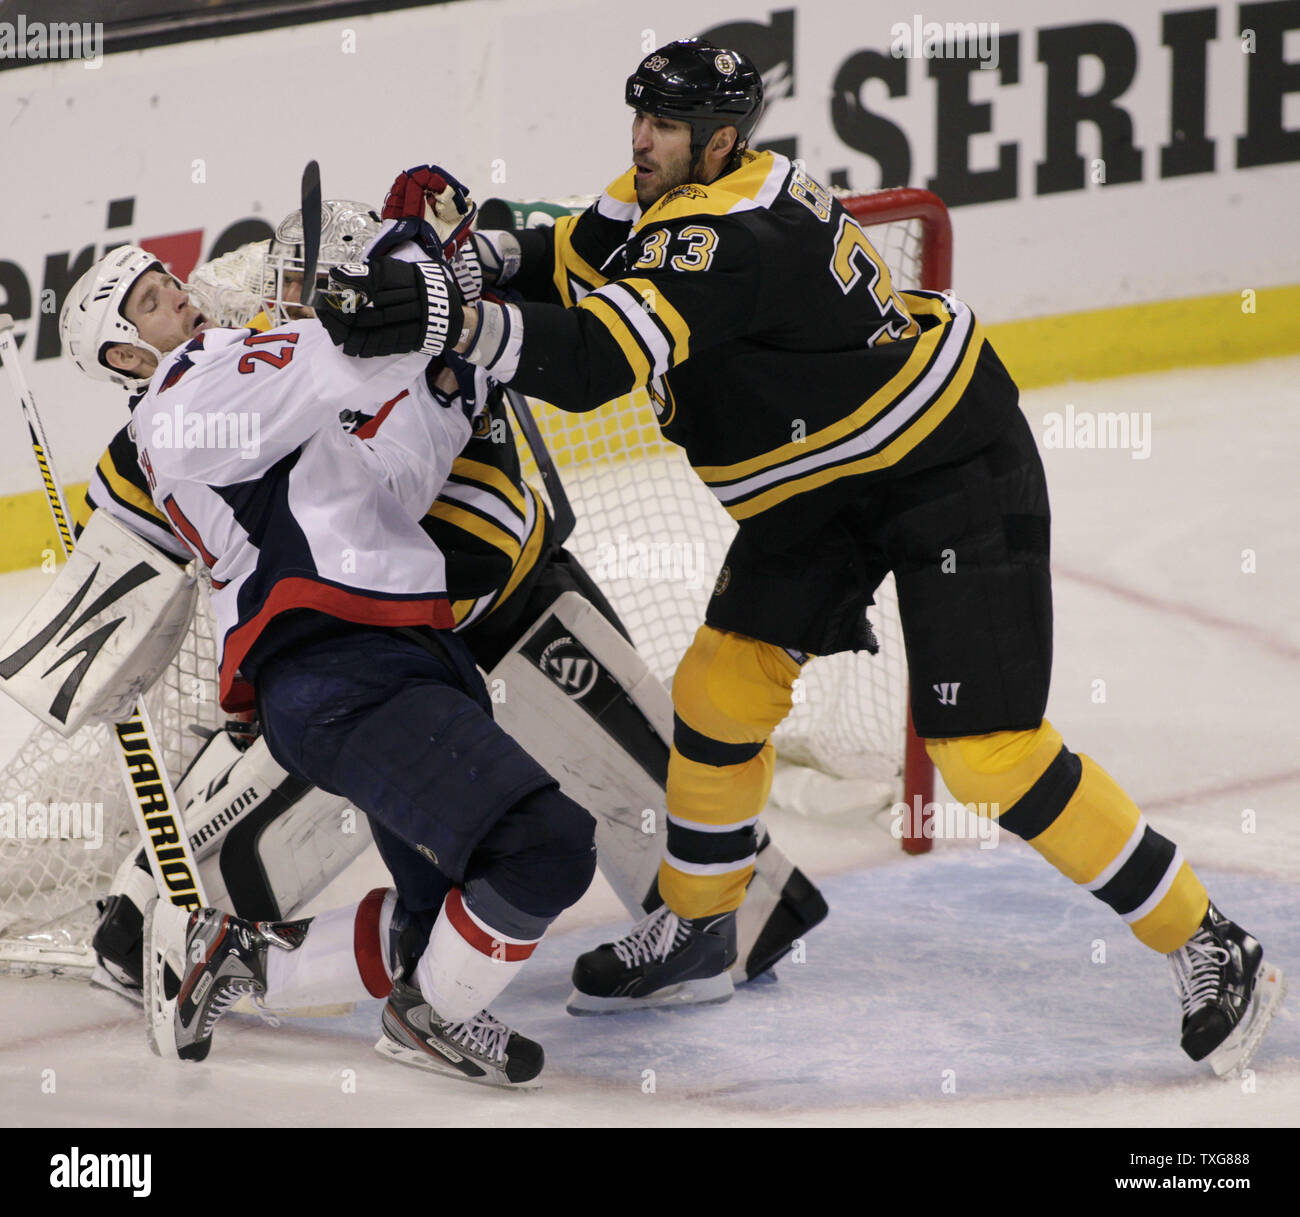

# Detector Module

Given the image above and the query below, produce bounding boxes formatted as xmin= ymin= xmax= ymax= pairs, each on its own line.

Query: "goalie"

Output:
xmin=66 ymin=195 xmax=827 ymax=1024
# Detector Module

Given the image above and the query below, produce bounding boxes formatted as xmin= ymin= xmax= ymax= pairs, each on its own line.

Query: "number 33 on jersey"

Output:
xmin=515 ymin=149 xmax=1018 ymax=547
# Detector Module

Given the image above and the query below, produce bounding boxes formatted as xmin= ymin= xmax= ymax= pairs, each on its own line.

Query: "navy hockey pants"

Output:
xmin=254 ymin=627 xmax=596 ymax=935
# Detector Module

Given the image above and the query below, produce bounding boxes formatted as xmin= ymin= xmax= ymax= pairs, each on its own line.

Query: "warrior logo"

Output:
xmin=933 ymin=682 xmax=961 ymax=705
xmin=538 ymin=634 xmax=601 ymax=700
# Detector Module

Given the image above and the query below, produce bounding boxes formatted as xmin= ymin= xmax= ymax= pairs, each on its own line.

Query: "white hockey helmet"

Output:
xmin=264 ymin=199 xmax=381 ymax=325
xmin=59 ymin=244 xmax=180 ymax=388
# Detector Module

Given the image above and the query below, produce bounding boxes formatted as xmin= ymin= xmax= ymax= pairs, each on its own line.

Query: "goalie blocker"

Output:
xmin=94 ymin=585 xmax=826 ymax=992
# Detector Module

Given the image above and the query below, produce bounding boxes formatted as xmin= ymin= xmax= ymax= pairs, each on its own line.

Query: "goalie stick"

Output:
xmin=0 ymin=313 xmax=207 ymax=915
xmin=503 ymin=386 xmax=576 ymax=544
xmin=299 ymin=159 xmax=322 ymax=310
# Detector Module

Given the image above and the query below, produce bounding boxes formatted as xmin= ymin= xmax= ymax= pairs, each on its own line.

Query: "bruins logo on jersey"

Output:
xmin=647 ymin=375 xmax=676 ymax=426
xmin=661 ymin=184 xmax=707 ymax=205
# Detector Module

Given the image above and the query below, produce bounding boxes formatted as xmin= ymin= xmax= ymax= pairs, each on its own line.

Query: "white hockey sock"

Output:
xmin=263 ymin=887 xmax=395 ymax=1010
xmin=413 ymin=888 xmax=540 ymax=1023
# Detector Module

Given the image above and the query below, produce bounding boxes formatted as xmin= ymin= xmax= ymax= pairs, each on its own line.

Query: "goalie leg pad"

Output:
xmin=93 ymin=728 xmax=368 ymax=992
xmin=489 ymin=592 xmax=674 ymax=916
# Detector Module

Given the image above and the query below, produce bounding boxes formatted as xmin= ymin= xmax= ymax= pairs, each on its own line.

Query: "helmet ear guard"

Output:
xmin=626 ymin=38 xmax=765 ymax=168
xmin=59 ymin=245 xmax=177 ymax=388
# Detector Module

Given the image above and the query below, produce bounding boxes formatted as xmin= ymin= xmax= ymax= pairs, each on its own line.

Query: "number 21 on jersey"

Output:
xmin=829 ymin=215 xmax=917 ymax=346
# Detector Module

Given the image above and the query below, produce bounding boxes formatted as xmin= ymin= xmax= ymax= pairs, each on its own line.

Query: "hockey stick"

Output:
xmin=299 ymin=160 xmax=321 ymax=309
xmin=0 ymin=314 xmax=207 ymax=917
xmin=503 ymin=387 xmax=576 ymax=544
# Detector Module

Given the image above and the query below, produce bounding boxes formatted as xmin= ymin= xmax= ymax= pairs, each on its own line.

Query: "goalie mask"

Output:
xmin=264 ymin=199 xmax=381 ymax=326
xmin=60 ymin=245 xmax=184 ymax=389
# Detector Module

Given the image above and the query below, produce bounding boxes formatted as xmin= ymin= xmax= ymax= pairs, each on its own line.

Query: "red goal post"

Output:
xmin=835 ymin=188 xmax=950 ymax=853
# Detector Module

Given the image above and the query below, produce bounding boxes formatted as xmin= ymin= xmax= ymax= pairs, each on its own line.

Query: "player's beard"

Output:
xmin=635 ymin=144 xmax=702 ymax=210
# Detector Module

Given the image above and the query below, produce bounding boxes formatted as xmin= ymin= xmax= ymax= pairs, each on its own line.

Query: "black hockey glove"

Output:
xmin=317 ymin=256 xmax=464 ymax=358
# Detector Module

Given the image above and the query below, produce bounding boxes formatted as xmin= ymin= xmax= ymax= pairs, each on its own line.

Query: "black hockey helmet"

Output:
xmin=626 ymin=39 xmax=764 ymax=166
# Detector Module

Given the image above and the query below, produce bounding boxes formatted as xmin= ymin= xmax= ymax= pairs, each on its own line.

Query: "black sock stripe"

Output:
xmin=1093 ymin=827 xmax=1178 ymax=917
xmin=666 ymin=819 xmax=757 ymax=866
xmin=672 ymin=714 xmax=765 ymax=767
xmin=994 ymin=745 xmax=1082 ymax=839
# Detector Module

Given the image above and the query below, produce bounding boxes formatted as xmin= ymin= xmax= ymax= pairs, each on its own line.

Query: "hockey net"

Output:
xmin=0 ymin=187 xmax=946 ymax=973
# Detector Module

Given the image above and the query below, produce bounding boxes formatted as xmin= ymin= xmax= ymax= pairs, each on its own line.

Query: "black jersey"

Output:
xmin=504 ymin=151 xmax=1021 ymax=548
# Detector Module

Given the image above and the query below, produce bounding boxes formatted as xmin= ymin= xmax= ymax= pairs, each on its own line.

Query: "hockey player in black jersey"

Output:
xmin=317 ymin=39 xmax=1284 ymax=1076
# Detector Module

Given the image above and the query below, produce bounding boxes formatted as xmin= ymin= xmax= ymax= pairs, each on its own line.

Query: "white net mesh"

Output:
xmin=0 ymin=191 xmax=944 ymax=970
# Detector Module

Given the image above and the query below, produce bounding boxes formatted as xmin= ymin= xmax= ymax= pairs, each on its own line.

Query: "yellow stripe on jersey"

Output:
xmin=96 ymin=451 xmax=168 ymax=524
xmin=604 ymin=167 xmax=639 ymax=207
xmin=618 ymin=276 xmax=690 ymax=365
xmin=427 ymin=500 xmax=522 ymax=562
xmin=552 ymin=214 xmax=609 ymax=308
xmin=492 ymin=495 xmax=548 ymax=613
xmin=692 ymin=295 xmax=957 ymax=485
xmin=73 ymin=487 xmax=94 ymax=532
xmin=632 ymin=150 xmax=784 ymax=233
xmin=576 ymin=294 xmax=652 ymax=385
xmin=721 ymin=321 xmax=985 ymax=521
xmin=449 ymin=458 xmax=526 ymax=515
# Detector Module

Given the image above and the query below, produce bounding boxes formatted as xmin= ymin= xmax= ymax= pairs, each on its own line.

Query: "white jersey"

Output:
xmin=131 ymin=321 xmax=471 ymax=711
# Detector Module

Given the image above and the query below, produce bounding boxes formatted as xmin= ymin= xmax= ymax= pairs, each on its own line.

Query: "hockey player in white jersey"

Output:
xmin=78 ymin=198 xmax=828 ymax=1022
xmin=59 ymin=239 xmax=599 ymax=1087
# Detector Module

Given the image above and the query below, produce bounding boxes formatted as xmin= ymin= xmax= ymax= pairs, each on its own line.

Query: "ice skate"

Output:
xmin=374 ymin=974 xmax=543 ymax=1088
xmin=144 ymin=902 xmax=300 ymax=1062
xmin=567 ymin=903 xmax=737 ymax=1015
xmin=1167 ymin=902 xmax=1286 ymax=1077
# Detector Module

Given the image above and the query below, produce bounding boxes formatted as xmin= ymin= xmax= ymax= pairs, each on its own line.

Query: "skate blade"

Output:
xmin=1208 ymin=960 xmax=1287 ymax=1078
xmin=566 ymin=971 xmax=734 ymax=1016
xmin=142 ymin=899 xmax=192 ymax=1060
xmin=373 ymin=1033 xmax=541 ymax=1090
xmin=89 ymin=965 xmax=144 ymax=1008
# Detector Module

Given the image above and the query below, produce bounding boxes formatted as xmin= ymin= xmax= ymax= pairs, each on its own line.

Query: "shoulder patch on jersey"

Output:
xmin=661 ymin=184 xmax=708 ymax=205
xmin=158 ymin=333 xmax=206 ymax=393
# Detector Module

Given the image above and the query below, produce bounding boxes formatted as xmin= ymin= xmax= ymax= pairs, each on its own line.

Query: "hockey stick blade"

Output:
xmin=300 ymin=160 xmax=322 ymax=310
